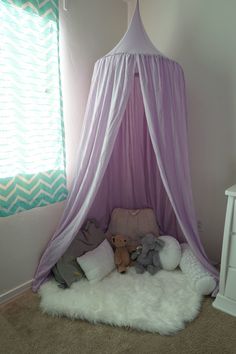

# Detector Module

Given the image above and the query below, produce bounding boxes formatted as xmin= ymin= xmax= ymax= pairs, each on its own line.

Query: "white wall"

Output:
xmin=0 ymin=0 xmax=126 ymax=297
xmin=129 ymin=0 xmax=236 ymax=261
xmin=60 ymin=0 xmax=127 ymax=187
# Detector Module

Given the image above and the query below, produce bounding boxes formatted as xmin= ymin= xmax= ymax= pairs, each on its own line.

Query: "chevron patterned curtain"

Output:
xmin=0 ymin=0 xmax=68 ymax=217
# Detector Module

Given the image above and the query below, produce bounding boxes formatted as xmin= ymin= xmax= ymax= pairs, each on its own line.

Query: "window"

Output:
xmin=0 ymin=0 xmax=68 ymax=217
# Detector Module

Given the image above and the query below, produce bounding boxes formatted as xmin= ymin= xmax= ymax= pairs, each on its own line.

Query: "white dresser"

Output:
xmin=213 ymin=185 xmax=236 ymax=316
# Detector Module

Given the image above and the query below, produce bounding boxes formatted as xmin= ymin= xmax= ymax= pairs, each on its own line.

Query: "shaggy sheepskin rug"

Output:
xmin=39 ymin=268 xmax=202 ymax=335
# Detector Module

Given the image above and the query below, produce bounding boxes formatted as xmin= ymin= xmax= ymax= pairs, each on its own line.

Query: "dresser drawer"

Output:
xmin=225 ymin=268 xmax=236 ymax=300
xmin=229 ymin=234 xmax=236 ymax=268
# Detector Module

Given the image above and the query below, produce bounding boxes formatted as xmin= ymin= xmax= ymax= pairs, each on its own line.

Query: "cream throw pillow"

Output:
xmin=77 ymin=239 xmax=115 ymax=283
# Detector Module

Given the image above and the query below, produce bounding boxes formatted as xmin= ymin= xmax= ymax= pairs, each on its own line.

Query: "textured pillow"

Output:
xmin=179 ymin=243 xmax=217 ymax=295
xmin=158 ymin=236 xmax=181 ymax=270
xmin=107 ymin=208 xmax=159 ymax=237
xmin=77 ymin=239 xmax=115 ymax=283
xmin=106 ymin=208 xmax=159 ymax=249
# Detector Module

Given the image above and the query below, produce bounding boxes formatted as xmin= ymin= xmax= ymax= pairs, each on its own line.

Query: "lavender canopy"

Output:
xmin=32 ymin=1 xmax=219 ymax=291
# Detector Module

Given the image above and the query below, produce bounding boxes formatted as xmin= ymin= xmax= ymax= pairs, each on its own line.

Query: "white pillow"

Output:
xmin=179 ymin=243 xmax=217 ymax=295
xmin=77 ymin=239 xmax=115 ymax=283
xmin=158 ymin=235 xmax=181 ymax=270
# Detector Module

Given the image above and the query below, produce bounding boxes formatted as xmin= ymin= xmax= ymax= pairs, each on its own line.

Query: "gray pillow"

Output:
xmin=52 ymin=255 xmax=85 ymax=288
xmin=65 ymin=219 xmax=106 ymax=258
xmin=52 ymin=219 xmax=106 ymax=288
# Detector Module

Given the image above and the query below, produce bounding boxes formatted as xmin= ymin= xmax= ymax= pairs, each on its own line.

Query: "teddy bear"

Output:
xmin=131 ymin=233 xmax=165 ymax=275
xmin=112 ymin=234 xmax=131 ymax=273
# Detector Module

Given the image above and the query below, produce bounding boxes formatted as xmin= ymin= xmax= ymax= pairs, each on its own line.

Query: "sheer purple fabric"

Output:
xmin=32 ymin=54 xmax=218 ymax=291
xmin=32 ymin=1 xmax=219 ymax=292
xmin=87 ymin=74 xmax=183 ymax=241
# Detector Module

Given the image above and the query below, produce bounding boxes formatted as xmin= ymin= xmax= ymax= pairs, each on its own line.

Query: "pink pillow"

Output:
xmin=106 ymin=208 xmax=159 ymax=248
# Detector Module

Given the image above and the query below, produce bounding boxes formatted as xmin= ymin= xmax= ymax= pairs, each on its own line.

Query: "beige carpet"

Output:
xmin=1 ymin=290 xmax=236 ymax=354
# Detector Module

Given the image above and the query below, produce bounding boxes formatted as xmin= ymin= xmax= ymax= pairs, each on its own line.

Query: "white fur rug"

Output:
xmin=39 ymin=268 xmax=202 ymax=335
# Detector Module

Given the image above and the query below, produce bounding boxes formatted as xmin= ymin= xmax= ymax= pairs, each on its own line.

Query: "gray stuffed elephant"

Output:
xmin=132 ymin=233 xmax=165 ymax=275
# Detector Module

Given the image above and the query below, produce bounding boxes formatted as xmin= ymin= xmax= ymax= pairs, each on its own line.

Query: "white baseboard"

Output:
xmin=0 ymin=279 xmax=33 ymax=305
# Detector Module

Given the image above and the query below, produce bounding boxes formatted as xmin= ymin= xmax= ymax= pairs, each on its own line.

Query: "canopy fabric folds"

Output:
xmin=32 ymin=1 xmax=219 ymax=292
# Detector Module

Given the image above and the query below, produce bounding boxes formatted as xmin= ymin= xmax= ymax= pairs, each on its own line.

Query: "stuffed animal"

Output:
xmin=130 ymin=245 xmax=142 ymax=261
xmin=112 ymin=235 xmax=131 ymax=273
xmin=132 ymin=233 xmax=165 ymax=275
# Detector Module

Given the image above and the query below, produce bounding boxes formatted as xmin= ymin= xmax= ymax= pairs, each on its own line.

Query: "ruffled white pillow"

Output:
xmin=179 ymin=243 xmax=216 ymax=295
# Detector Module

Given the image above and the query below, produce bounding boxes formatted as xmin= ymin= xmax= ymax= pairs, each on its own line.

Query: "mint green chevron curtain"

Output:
xmin=0 ymin=0 xmax=68 ymax=217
